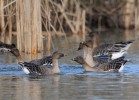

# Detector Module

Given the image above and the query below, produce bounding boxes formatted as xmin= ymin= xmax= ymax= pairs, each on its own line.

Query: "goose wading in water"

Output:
xmin=77 ymin=39 xmax=134 ymax=67
xmin=71 ymin=56 xmax=127 ymax=72
xmin=87 ymin=31 xmax=135 ymax=59
xmin=77 ymin=40 xmax=110 ymax=67
xmin=8 ymin=48 xmax=67 ymax=75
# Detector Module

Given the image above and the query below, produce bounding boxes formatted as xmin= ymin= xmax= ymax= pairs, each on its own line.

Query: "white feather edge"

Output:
xmin=21 ymin=66 xmax=30 ymax=74
xmin=119 ymin=64 xmax=124 ymax=72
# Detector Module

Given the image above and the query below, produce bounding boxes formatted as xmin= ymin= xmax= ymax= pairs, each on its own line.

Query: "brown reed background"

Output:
xmin=0 ymin=0 xmax=138 ymax=54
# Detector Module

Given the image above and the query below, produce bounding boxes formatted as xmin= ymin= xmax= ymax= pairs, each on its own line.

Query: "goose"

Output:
xmin=8 ymin=48 xmax=67 ymax=75
xmin=77 ymin=40 xmax=110 ymax=67
xmin=87 ymin=31 xmax=134 ymax=59
xmin=0 ymin=41 xmax=16 ymax=52
xmin=78 ymin=39 xmax=134 ymax=61
xmin=71 ymin=56 xmax=127 ymax=72
xmin=93 ymin=40 xmax=134 ymax=60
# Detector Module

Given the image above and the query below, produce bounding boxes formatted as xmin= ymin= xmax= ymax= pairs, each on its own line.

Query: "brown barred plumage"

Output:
xmin=72 ymin=56 xmax=127 ymax=72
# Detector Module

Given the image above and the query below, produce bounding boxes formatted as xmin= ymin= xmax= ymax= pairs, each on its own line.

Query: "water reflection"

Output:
xmin=0 ymin=72 xmax=139 ymax=100
xmin=0 ymin=30 xmax=138 ymax=100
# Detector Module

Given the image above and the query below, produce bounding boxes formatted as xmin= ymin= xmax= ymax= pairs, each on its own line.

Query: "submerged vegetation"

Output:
xmin=0 ymin=0 xmax=138 ymax=54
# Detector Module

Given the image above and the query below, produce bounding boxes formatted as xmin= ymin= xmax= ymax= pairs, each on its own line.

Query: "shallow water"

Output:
xmin=0 ymin=30 xmax=139 ymax=100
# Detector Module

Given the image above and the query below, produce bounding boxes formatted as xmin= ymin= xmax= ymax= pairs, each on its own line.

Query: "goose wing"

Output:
xmin=94 ymin=56 xmax=127 ymax=72
xmin=93 ymin=44 xmax=113 ymax=57
xmin=18 ymin=62 xmax=52 ymax=75
xmin=110 ymin=40 xmax=135 ymax=52
xmin=93 ymin=54 xmax=110 ymax=63
xmin=29 ymin=56 xmax=52 ymax=65
xmin=93 ymin=40 xmax=134 ymax=58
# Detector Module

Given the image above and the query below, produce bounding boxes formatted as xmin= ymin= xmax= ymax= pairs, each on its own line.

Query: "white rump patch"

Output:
xmin=122 ymin=44 xmax=131 ymax=51
xmin=22 ymin=67 xmax=30 ymax=74
xmin=119 ymin=64 xmax=124 ymax=72
xmin=111 ymin=51 xmax=126 ymax=60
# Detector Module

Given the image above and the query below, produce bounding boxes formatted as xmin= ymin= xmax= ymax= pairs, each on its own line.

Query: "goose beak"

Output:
xmin=81 ymin=41 xmax=88 ymax=46
xmin=83 ymin=42 xmax=88 ymax=47
xmin=71 ymin=58 xmax=75 ymax=61
xmin=64 ymin=54 xmax=67 ymax=57
xmin=80 ymin=41 xmax=84 ymax=44
xmin=60 ymin=53 xmax=67 ymax=57
xmin=77 ymin=42 xmax=84 ymax=51
xmin=8 ymin=49 xmax=11 ymax=52
xmin=77 ymin=47 xmax=81 ymax=51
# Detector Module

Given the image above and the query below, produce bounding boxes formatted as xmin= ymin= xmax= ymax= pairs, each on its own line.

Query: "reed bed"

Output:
xmin=0 ymin=0 xmax=138 ymax=54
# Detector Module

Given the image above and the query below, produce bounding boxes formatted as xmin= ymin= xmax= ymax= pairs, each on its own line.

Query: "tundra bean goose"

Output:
xmin=8 ymin=48 xmax=67 ymax=75
xmin=78 ymin=40 xmax=110 ymax=67
xmin=72 ymin=56 xmax=127 ymax=72
xmin=79 ymin=39 xmax=134 ymax=61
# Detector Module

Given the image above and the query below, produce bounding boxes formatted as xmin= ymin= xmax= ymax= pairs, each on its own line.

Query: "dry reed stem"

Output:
xmin=50 ymin=0 xmax=68 ymax=42
xmin=46 ymin=33 xmax=51 ymax=51
xmin=82 ymin=10 xmax=86 ymax=33
xmin=20 ymin=0 xmax=24 ymax=52
xmin=75 ymin=2 xmax=80 ymax=34
xmin=41 ymin=18 xmax=55 ymax=50
xmin=2 ymin=0 xmax=16 ymax=9
xmin=41 ymin=1 xmax=55 ymax=50
xmin=47 ymin=10 xmax=51 ymax=51
xmin=16 ymin=0 xmax=43 ymax=54
xmin=49 ymin=0 xmax=76 ymax=34
xmin=16 ymin=0 xmax=22 ymax=51
xmin=36 ymin=0 xmax=43 ymax=53
xmin=6 ymin=0 xmax=12 ymax=44
xmin=70 ymin=0 xmax=74 ymax=13
xmin=82 ymin=10 xmax=86 ymax=41
xmin=24 ymin=0 xmax=31 ymax=53
xmin=124 ymin=0 xmax=134 ymax=29
xmin=2 ymin=0 xmax=88 ymax=54
xmin=4 ymin=1 xmax=16 ymax=44
xmin=31 ymin=0 xmax=37 ymax=54
xmin=0 ymin=0 xmax=5 ymax=42
xmin=98 ymin=16 xmax=102 ymax=30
